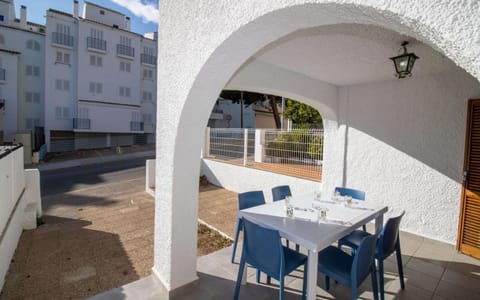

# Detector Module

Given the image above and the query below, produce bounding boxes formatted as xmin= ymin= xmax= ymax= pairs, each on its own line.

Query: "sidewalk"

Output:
xmin=26 ymin=146 xmax=155 ymax=171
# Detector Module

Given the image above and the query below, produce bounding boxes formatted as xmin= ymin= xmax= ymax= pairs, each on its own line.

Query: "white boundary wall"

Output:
xmin=200 ymin=159 xmax=320 ymax=203
xmin=0 ymin=146 xmax=41 ymax=291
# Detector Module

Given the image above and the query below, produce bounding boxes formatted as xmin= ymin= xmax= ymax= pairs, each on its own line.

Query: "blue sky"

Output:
xmin=14 ymin=0 xmax=158 ymax=34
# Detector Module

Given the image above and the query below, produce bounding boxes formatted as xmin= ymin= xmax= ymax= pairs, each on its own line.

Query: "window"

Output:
xmin=26 ymin=65 xmax=40 ymax=77
xmin=0 ymin=34 xmax=4 ymax=44
xmin=26 ymin=40 xmax=40 ymax=51
xmin=55 ymin=79 xmax=70 ymax=91
xmin=120 ymin=36 xmax=131 ymax=47
xmin=89 ymin=55 xmax=102 ymax=67
xmin=119 ymin=86 xmax=130 ymax=97
xmin=0 ymin=15 xmax=4 ymax=22
xmin=89 ymin=82 xmax=102 ymax=94
xmin=56 ymin=23 xmax=70 ymax=35
xmin=120 ymin=61 xmax=131 ymax=72
xmin=25 ymin=92 xmax=41 ymax=103
xmin=143 ymin=68 xmax=153 ymax=80
xmin=143 ymin=46 xmax=154 ymax=56
xmin=142 ymin=91 xmax=153 ymax=102
xmin=55 ymin=106 xmax=70 ymax=120
xmin=100 ymin=10 xmax=105 ymax=15
xmin=55 ymin=51 xmax=70 ymax=64
xmin=90 ymin=28 xmax=103 ymax=40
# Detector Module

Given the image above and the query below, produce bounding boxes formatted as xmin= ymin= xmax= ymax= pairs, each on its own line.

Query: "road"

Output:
xmin=40 ymin=157 xmax=153 ymax=196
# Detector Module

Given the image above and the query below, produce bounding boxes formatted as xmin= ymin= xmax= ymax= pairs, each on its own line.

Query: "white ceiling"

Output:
xmin=253 ymin=24 xmax=458 ymax=86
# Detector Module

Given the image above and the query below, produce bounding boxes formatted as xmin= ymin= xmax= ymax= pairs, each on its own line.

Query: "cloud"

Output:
xmin=109 ymin=0 xmax=159 ymax=24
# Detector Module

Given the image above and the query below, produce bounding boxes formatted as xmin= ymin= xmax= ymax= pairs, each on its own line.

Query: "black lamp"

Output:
xmin=390 ymin=41 xmax=419 ymax=78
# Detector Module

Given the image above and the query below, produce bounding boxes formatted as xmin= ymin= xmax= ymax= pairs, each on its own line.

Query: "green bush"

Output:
xmin=265 ymin=130 xmax=323 ymax=161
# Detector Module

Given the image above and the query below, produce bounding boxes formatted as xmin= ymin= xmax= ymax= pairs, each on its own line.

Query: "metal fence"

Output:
xmin=204 ymin=127 xmax=323 ymax=181
xmin=207 ymin=128 xmax=255 ymax=165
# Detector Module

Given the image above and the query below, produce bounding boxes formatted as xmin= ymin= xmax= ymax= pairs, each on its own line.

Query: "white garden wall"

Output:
xmin=201 ymin=159 xmax=319 ymax=203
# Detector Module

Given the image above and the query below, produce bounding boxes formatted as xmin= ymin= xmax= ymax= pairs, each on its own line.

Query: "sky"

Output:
xmin=14 ymin=0 xmax=158 ymax=34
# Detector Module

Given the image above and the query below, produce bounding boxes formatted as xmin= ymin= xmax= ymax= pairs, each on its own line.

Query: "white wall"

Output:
xmin=322 ymin=69 xmax=480 ymax=243
xmin=0 ymin=52 xmax=19 ymax=141
xmin=78 ymin=102 xmax=141 ymax=133
xmin=201 ymin=159 xmax=319 ymax=202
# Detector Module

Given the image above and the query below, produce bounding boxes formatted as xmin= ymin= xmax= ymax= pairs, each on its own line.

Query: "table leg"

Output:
xmin=307 ymin=249 xmax=318 ymax=300
xmin=375 ymin=214 xmax=384 ymax=234
xmin=241 ymin=263 xmax=247 ymax=285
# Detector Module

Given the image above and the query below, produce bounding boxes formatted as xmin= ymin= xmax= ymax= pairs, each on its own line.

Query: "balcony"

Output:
xmin=0 ymin=99 xmax=5 ymax=111
xmin=130 ymin=121 xmax=144 ymax=131
xmin=87 ymin=37 xmax=107 ymax=53
xmin=0 ymin=68 xmax=5 ymax=83
xmin=73 ymin=118 xmax=91 ymax=130
xmin=140 ymin=53 xmax=157 ymax=66
xmin=52 ymin=32 xmax=74 ymax=49
xmin=116 ymin=44 xmax=135 ymax=59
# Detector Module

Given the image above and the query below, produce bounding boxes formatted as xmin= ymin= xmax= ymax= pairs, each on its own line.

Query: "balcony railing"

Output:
xmin=52 ymin=32 xmax=74 ymax=47
xmin=117 ymin=44 xmax=135 ymax=58
xmin=0 ymin=68 xmax=5 ymax=81
xmin=87 ymin=37 xmax=107 ymax=52
xmin=140 ymin=53 xmax=157 ymax=65
xmin=73 ymin=118 xmax=91 ymax=130
xmin=130 ymin=121 xmax=144 ymax=131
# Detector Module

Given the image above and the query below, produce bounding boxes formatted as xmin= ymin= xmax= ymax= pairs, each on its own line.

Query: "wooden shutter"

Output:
xmin=458 ymin=99 xmax=480 ymax=258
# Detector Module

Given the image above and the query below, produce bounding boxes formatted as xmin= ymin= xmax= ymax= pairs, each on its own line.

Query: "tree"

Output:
xmin=219 ymin=90 xmax=282 ymax=128
xmin=283 ymin=99 xmax=322 ymax=128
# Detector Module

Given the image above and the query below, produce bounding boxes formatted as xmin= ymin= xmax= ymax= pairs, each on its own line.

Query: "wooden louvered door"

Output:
xmin=458 ymin=99 xmax=480 ymax=258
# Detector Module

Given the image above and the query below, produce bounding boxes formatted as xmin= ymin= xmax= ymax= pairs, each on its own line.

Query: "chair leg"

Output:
xmin=279 ymin=276 xmax=285 ymax=300
xmin=302 ymin=262 xmax=308 ymax=300
xmin=231 ymin=220 xmax=242 ymax=263
xmin=325 ymin=276 xmax=330 ymax=291
xmin=286 ymin=240 xmax=290 ymax=248
xmin=267 ymin=276 xmax=271 ymax=285
xmin=378 ymin=258 xmax=385 ymax=300
xmin=234 ymin=254 xmax=246 ymax=300
xmin=396 ymin=239 xmax=405 ymax=290
xmin=295 ymin=244 xmax=300 ymax=252
xmin=371 ymin=263 xmax=379 ymax=300
xmin=256 ymin=270 xmax=261 ymax=283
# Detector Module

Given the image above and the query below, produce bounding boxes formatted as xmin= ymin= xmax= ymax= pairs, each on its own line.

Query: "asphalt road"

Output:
xmin=40 ymin=156 xmax=153 ymax=196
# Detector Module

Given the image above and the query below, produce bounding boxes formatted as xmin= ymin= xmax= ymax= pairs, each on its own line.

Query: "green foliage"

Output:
xmin=283 ymin=99 xmax=323 ymax=127
xmin=265 ymin=130 xmax=323 ymax=161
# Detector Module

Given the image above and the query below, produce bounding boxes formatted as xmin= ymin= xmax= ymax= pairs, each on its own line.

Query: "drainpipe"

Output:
xmin=281 ymin=97 xmax=285 ymax=129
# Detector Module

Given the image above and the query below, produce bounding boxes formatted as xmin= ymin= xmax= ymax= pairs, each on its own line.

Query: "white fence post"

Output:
xmin=243 ymin=128 xmax=248 ymax=166
xmin=254 ymin=129 xmax=265 ymax=163
xmin=204 ymin=127 xmax=211 ymax=158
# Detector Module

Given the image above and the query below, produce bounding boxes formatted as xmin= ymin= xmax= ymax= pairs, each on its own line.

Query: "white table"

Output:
xmin=238 ymin=192 xmax=388 ymax=300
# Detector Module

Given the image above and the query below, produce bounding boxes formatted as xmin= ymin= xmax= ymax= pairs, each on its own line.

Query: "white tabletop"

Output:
xmin=239 ymin=192 xmax=388 ymax=252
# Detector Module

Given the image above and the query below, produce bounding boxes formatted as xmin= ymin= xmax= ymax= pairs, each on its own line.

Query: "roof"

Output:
xmin=47 ymin=9 xmax=73 ymax=18
xmin=84 ymin=1 xmax=125 ymax=17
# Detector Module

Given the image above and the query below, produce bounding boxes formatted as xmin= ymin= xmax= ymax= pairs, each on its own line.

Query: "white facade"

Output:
xmin=155 ymin=0 xmax=480 ymax=293
xmin=44 ymin=1 xmax=157 ymax=152
xmin=0 ymin=1 xmax=45 ymax=144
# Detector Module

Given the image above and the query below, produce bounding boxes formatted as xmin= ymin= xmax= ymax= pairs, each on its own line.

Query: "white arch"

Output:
xmin=156 ymin=0 xmax=480 ymax=291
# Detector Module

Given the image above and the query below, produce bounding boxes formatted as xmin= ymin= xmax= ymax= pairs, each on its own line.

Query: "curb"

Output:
xmin=28 ymin=150 xmax=155 ymax=171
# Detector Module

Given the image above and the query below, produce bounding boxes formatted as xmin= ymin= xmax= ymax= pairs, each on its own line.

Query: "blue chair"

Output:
xmin=272 ymin=185 xmax=292 ymax=202
xmin=271 ymin=185 xmax=299 ymax=252
xmin=338 ymin=212 xmax=405 ymax=300
xmin=231 ymin=191 xmax=266 ymax=263
xmin=318 ymin=235 xmax=379 ymax=300
xmin=234 ymin=218 xmax=308 ymax=300
xmin=335 ymin=186 xmax=367 ymax=231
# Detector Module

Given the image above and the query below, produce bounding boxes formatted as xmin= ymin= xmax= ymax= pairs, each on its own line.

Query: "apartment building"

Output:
xmin=45 ymin=1 xmax=157 ymax=152
xmin=0 ymin=0 xmax=45 ymax=145
xmin=0 ymin=0 xmax=157 ymax=152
